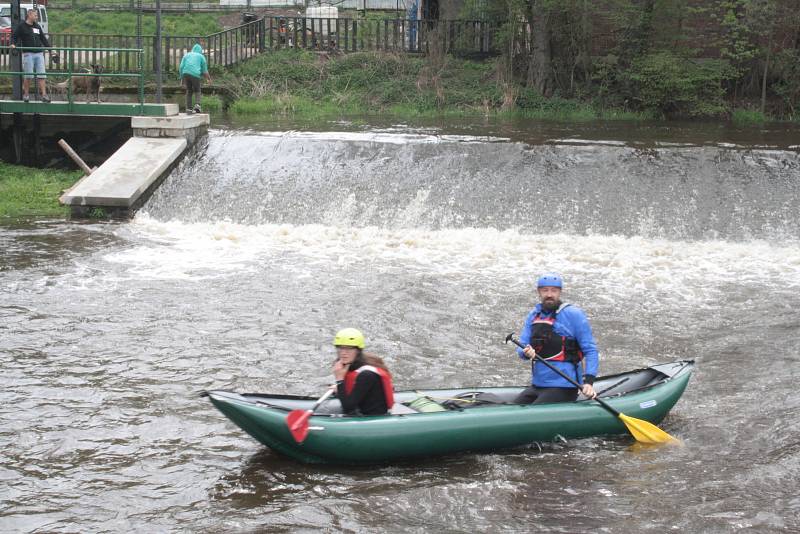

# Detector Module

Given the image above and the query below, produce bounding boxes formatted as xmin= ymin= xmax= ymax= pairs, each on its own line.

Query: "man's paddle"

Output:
xmin=505 ymin=333 xmax=681 ymax=445
xmin=286 ymin=387 xmax=336 ymax=444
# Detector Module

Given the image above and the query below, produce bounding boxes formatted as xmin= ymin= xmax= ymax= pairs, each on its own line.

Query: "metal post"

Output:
xmin=137 ymin=0 xmax=144 ymax=112
xmin=10 ymin=0 xmax=23 ymax=163
xmin=155 ymin=0 xmax=163 ymax=103
xmin=164 ymin=35 xmax=170 ymax=74
xmin=10 ymin=0 xmax=21 ymax=100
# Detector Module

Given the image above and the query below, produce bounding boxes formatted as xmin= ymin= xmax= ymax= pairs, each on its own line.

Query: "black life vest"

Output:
xmin=530 ymin=303 xmax=583 ymax=363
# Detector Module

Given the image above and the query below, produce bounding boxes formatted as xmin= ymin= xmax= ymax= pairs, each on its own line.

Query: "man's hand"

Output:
xmin=581 ymin=383 xmax=596 ymax=399
xmin=522 ymin=345 xmax=536 ymax=360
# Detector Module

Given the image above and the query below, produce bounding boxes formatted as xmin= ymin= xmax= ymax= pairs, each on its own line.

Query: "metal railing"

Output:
xmin=0 ymin=17 xmax=495 ymax=84
xmin=0 ymin=23 xmax=262 ymax=73
xmin=0 ymin=45 xmax=145 ymax=110
xmin=44 ymin=1 xmax=409 ymax=12
xmin=262 ymin=17 xmax=495 ymax=54
xmin=206 ymin=19 xmax=264 ymax=67
xmin=0 ymin=35 xmax=200 ymax=73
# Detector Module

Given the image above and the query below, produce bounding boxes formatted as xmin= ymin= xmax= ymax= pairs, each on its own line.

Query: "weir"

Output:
xmin=59 ymin=112 xmax=210 ymax=217
xmin=141 ymin=130 xmax=800 ymax=242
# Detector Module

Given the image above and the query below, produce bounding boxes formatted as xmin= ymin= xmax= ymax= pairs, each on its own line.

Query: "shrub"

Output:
xmin=731 ymin=108 xmax=767 ymax=125
xmin=622 ymin=52 xmax=735 ymax=118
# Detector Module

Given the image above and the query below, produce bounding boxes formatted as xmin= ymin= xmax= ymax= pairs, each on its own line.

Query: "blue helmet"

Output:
xmin=537 ymin=273 xmax=563 ymax=289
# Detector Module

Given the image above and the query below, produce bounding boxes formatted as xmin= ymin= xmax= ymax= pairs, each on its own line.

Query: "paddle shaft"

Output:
xmin=506 ymin=334 xmax=622 ymax=418
xmin=289 ymin=387 xmax=335 ymax=430
xmin=307 ymin=387 xmax=336 ymax=415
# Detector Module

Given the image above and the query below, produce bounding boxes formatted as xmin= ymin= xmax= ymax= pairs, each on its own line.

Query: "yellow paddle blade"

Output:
xmin=618 ymin=413 xmax=682 ymax=446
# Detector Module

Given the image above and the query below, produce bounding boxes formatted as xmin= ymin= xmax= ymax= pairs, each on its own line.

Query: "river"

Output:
xmin=1 ymin=119 xmax=799 ymax=532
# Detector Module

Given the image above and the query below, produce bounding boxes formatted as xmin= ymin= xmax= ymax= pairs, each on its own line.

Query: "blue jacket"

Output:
xmin=516 ymin=303 xmax=599 ymax=388
xmin=179 ymin=44 xmax=208 ymax=79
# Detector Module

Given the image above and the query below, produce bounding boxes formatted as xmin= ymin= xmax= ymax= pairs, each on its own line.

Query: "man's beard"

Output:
xmin=541 ymin=299 xmax=561 ymax=312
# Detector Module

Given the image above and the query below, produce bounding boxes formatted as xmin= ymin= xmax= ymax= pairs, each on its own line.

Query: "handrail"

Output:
xmin=204 ymin=19 xmax=261 ymax=39
xmin=0 ymin=44 xmax=145 ymax=112
xmin=2 ymin=45 xmax=145 ymax=52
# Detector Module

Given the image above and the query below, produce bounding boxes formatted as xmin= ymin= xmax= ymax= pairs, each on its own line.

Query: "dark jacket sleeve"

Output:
xmin=11 ymin=22 xmax=22 ymax=46
xmin=39 ymin=24 xmax=51 ymax=48
xmin=336 ymin=372 xmax=380 ymax=414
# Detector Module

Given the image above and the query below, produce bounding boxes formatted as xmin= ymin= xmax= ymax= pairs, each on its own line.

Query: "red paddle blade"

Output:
xmin=286 ymin=409 xmax=312 ymax=443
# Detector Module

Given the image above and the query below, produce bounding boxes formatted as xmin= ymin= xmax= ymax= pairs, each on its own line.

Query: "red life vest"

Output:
xmin=344 ymin=365 xmax=395 ymax=408
xmin=531 ymin=304 xmax=583 ymax=363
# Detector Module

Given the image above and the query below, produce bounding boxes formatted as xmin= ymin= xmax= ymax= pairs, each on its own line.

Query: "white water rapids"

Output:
xmin=1 ymin=126 xmax=798 ymax=533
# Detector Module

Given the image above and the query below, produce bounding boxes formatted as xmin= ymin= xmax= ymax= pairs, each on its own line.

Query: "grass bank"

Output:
xmin=221 ymin=50 xmax=654 ymax=121
xmin=0 ymin=162 xmax=81 ymax=219
xmin=49 ymin=10 xmax=222 ymax=36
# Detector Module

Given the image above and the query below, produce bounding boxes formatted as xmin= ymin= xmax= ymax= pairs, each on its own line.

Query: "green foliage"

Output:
xmin=0 ymin=162 xmax=81 ymax=219
xmin=513 ymin=86 xmax=655 ymax=121
xmin=622 ymin=52 xmax=735 ymax=117
xmin=772 ymin=48 xmax=800 ymax=119
xmin=50 ymin=10 xmax=222 ymax=36
xmin=224 ymin=50 xmax=502 ymax=116
xmin=200 ymin=94 xmax=223 ymax=112
xmin=731 ymin=108 xmax=767 ymax=125
xmin=716 ymin=0 xmax=757 ymax=74
xmin=220 ymin=49 xmax=648 ymax=121
xmin=88 ymin=207 xmax=107 ymax=219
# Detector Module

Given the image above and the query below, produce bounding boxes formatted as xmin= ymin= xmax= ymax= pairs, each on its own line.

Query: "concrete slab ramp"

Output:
xmin=60 ymin=137 xmax=187 ymax=209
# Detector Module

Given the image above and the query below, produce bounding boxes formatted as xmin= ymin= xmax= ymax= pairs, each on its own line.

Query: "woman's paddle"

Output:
xmin=286 ymin=387 xmax=336 ymax=444
xmin=505 ymin=333 xmax=681 ymax=445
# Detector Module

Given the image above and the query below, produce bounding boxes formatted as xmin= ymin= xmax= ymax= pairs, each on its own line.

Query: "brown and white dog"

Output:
xmin=56 ymin=64 xmax=103 ymax=103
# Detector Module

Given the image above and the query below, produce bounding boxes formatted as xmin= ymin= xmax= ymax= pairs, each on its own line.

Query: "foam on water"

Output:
xmin=119 ymin=215 xmax=800 ymax=300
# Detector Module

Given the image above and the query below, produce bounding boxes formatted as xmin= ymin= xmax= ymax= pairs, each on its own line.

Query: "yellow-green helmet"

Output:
xmin=333 ymin=327 xmax=365 ymax=349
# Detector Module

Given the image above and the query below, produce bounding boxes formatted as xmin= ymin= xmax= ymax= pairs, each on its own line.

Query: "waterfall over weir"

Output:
xmin=141 ymin=130 xmax=800 ymax=242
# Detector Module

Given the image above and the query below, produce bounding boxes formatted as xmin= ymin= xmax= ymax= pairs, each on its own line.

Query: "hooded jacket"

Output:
xmin=179 ymin=44 xmax=208 ymax=79
xmin=516 ymin=302 xmax=599 ymax=388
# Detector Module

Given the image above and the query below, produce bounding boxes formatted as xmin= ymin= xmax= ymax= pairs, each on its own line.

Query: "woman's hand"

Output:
xmin=522 ymin=345 xmax=536 ymax=360
xmin=332 ymin=359 xmax=349 ymax=381
xmin=581 ymin=383 xmax=596 ymax=399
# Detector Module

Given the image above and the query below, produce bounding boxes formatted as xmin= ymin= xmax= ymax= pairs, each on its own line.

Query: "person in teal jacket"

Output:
xmin=178 ymin=43 xmax=211 ymax=113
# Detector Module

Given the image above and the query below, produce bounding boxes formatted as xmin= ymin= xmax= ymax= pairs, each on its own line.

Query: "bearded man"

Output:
xmin=514 ymin=273 xmax=599 ymax=404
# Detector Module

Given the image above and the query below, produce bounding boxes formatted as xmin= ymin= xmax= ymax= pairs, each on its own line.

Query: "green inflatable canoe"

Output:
xmin=206 ymin=360 xmax=694 ymax=464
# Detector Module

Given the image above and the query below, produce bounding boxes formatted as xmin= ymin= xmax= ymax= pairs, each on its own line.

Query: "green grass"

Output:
xmin=198 ymin=94 xmax=223 ymax=112
xmin=49 ymin=10 xmax=222 ymax=36
xmin=220 ymin=50 xmax=645 ymax=122
xmin=0 ymin=162 xmax=82 ymax=219
xmin=731 ymin=108 xmax=768 ymax=126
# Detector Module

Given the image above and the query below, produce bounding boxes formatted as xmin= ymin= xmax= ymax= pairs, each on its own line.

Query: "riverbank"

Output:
xmin=218 ymin=50 xmax=654 ymax=122
xmin=0 ymin=162 xmax=81 ymax=219
xmin=214 ymin=50 xmax=790 ymax=124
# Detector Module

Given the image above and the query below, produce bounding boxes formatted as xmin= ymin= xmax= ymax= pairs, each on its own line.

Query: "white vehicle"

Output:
xmin=0 ymin=2 xmax=50 ymax=42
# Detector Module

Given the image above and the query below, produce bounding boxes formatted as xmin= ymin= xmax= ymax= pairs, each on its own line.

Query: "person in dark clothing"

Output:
xmin=10 ymin=9 xmax=56 ymax=103
xmin=332 ymin=328 xmax=394 ymax=416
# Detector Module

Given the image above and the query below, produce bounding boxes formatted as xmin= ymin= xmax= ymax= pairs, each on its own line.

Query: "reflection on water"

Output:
xmin=1 ymin=120 xmax=799 ymax=532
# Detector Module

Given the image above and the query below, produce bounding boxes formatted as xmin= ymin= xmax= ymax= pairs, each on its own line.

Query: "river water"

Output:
xmin=2 ymin=120 xmax=799 ymax=532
